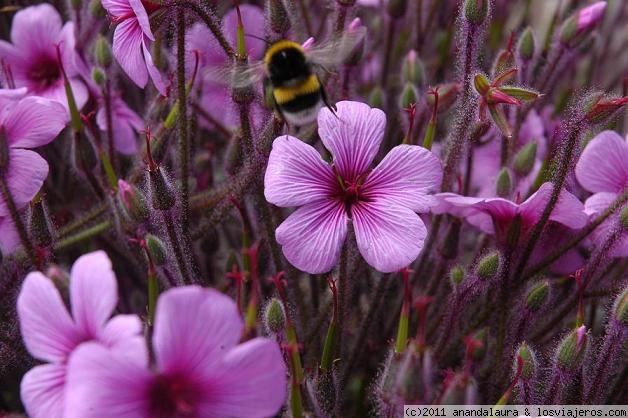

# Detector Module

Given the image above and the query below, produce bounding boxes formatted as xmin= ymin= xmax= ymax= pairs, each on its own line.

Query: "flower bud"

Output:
xmin=498 ymin=86 xmax=540 ymax=102
xmin=117 ymin=180 xmax=149 ymax=222
xmin=517 ymin=27 xmax=535 ymax=61
xmin=613 ymin=288 xmax=627 ymax=324
xmin=94 ymin=35 xmax=112 ymax=68
xmin=492 ymin=49 xmax=514 ymax=78
xmin=476 ymin=250 xmax=500 ymax=280
xmin=469 ymin=327 xmax=488 ymax=361
xmin=516 ymin=342 xmax=537 ymax=380
xmin=560 ymin=2 xmax=606 ymax=47
xmin=525 ymin=280 xmax=550 ymax=312
xmin=619 ymin=205 xmax=628 ymax=230
xmin=464 ymin=0 xmax=488 ymax=26
xmin=368 ymin=86 xmax=385 ymax=109
xmin=513 ymin=142 xmax=537 ymax=176
xmin=90 ymin=0 xmax=105 ymax=17
xmin=426 ymin=83 xmax=460 ymax=113
xmin=399 ymin=82 xmax=419 ymax=110
xmin=29 ymin=198 xmax=54 ymax=248
xmin=585 ymin=95 xmax=628 ymax=124
xmin=91 ymin=68 xmax=106 ymax=86
xmin=401 ymin=50 xmax=425 ymax=86
xmin=473 ymin=73 xmax=490 ymax=96
xmin=486 ymin=88 xmax=521 ymax=105
xmin=268 ymin=0 xmax=290 ymax=36
xmin=264 ymin=297 xmax=286 ymax=334
xmin=145 ymin=234 xmax=167 ymax=266
xmin=495 ymin=167 xmax=512 ymax=197
xmin=387 ymin=0 xmax=407 ymax=19
xmin=488 ymin=103 xmax=512 ymax=138
xmin=450 ymin=265 xmax=466 ymax=286
xmin=148 ymin=168 xmax=176 ymax=211
xmin=556 ymin=325 xmax=588 ymax=370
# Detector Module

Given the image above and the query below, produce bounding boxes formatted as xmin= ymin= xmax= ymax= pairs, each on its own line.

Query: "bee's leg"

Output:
xmin=318 ymin=76 xmax=338 ymax=117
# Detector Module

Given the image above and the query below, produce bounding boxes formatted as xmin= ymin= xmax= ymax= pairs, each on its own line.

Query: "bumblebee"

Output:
xmin=223 ymin=28 xmax=366 ymax=126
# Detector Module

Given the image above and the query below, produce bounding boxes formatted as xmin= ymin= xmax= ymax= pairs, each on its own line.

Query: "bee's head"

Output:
xmin=264 ymin=41 xmax=311 ymax=87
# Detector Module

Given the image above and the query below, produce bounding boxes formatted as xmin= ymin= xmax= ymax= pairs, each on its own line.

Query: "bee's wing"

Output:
xmin=200 ymin=61 xmax=266 ymax=89
xmin=305 ymin=27 xmax=367 ymax=68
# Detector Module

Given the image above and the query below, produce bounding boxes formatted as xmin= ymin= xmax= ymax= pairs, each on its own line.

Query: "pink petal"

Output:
xmin=128 ymin=0 xmax=154 ymax=40
xmin=96 ymin=96 xmax=142 ymax=154
xmin=17 ymin=272 xmax=81 ymax=362
xmin=318 ymin=101 xmax=386 ymax=182
xmin=70 ymin=251 xmax=118 ymax=338
xmin=264 ymin=135 xmax=337 ymax=207
xmin=352 ymin=199 xmax=427 ymax=272
xmin=575 ymin=130 xmax=628 ymax=193
xmin=100 ymin=0 xmax=133 ymax=18
xmin=198 ymin=338 xmax=287 ymax=418
xmin=20 ymin=363 xmax=67 ymax=418
xmin=0 ymin=87 xmax=27 ymax=111
xmin=113 ymin=19 xmax=148 ymax=88
xmin=520 ymin=182 xmax=587 ymax=230
xmin=142 ymin=40 xmax=167 ymax=96
xmin=276 ymin=199 xmax=348 ymax=274
xmin=65 ymin=342 xmax=151 ymax=418
xmin=101 ymin=314 xmax=143 ymax=346
xmin=0 ymin=149 xmax=48 ymax=216
xmin=585 ymin=192 xmax=628 ymax=257
xmin=362 ymin=144 xmax=442 ymax=212
xmin=0 ymin=216 xmax=20 ymax=254
xmin=2 ymin=97 xmax=67 ymax=148
xmin=432 ymin=194 xmax=496 ymax=234
xmin=10 ymin=4 xmax=62 ymax=56
xmin=153 ymin=286 xmax=244 ymax=376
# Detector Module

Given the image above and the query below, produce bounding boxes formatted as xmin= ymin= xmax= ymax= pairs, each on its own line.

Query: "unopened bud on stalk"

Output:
xmin=401 ymin=50 xmax=425 ymax=86
xmin=517 ymin=27 xmax=535 ymax=61
xmin=450 ymin=265 xmax=466 ymax=286
xmin=476 ymin=250 xmax=500 ymax=280
xmin=399 ymin=82 xmax=419 ymax=110
xmin=470 ymin=328 xmax=488 ymax=361
xmin=440 ymin=372 xmax=478 ymax=404
xmin=515 ymin=343 xmax=537 ymax=380
xmin=525 ymin=280 xmax=550 ymax=312
xmin=614 ymin=288 xmax=628 ymax=324
xmin=368 ymin=86 xmax=385 ymax=109
xmin=584 ymin=95 xmax=628 ymax=124
xmin=94 ymin=35 xmax=112 ymax=68
xmin=264 ymin=297 xmax=286 ymax=334
xmin=145 ymin=234 xmax=167 ymax=266
xmin=29 ymin=198 xmax=54 ymax=248
xmin=149 ymin=168 xmax=176 ymax=211
xmin=268 ymin=0 xmax=290 ymax=35
xmin=91 ymin=68 xmax=106 ymax=86
xmin=387 ymin=0 xmax=407 ymax=19
xmin=473 ymin=74 xmax=490 ymax=96
xmin=495 ymin=167 xmax=512 ymax=197
xmin=560 ymin=1 xmax=606 ymax=47
xmin=513 ymin=142 xmax=537 ymax=176
xmin=619 ymin=206 xmax=628 ymax=230
xmin=556 ymin=325 xmax=588 ymax=370
xmin=464 ymin=0 xmax=488 ymax=26
xmin=117 ymin=180 xmax=149 ymax=222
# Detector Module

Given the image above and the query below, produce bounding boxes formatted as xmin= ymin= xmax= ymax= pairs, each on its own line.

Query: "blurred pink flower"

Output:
xmin=264 ymin=101 xmax=443 ymax=273
xmin=18 ymin=251 xmax=144 ymax=418
xmin=101 ymin=0 xmax=167 ymax=95
xmin=575 ymin=130 xmax=628 ymax=257
xmin=576 ymin=1 xmax=606 ymax=33
xmin=64 ymin=286 xmax=287 ymax=418
xmin=96 ymin=94 xmax=143 ymax=154
xmin=0 ymin=96 xmax=67 ymax=217
xmin=0 ymin=4 xmax=88 ymax=110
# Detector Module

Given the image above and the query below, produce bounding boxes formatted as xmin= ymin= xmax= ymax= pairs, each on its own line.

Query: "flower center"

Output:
xmin=148 ymin=373 xmax=200 ymax=417
xmin=28 ymin=56 xmax=61 ymax=88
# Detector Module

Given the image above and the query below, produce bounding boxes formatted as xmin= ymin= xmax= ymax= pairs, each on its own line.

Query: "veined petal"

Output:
xmin=198 ymin=338 xmax=287 ymax=418
xmin=352 ymin=199 xmax=427 ymax=272
xmin=65 ymin=342 xmax=151 ymax=418
xmin=584 ymin=192 xmax=628 ymax=258
xmin=2 ymin=96 xmax=67 ymax=148
xmin=276 ymin=199 xmax=348 ymax=274
xmin=142 ymin=40 xmax=167 ymax=96
xmin=113 ymin=19 xmax=148 ymax=88
xmin=264 ymin=135 xmax=336 ymax=207
xmin=362 ymin=144 xmax=442 ymax=212
xmin=70 ymin=251 xmax=118 ymax=338
xmin=318 ymin=101 xmax=386 ymax=182
xmin=575 ymin=130 xmax=628 ymax=193
xmin=21 ymin=363 xmax=67 ymax=418
xmin=432 ymin=194 xmax=496 ymax=235
xmin=17 ymin=272 xmax=81 ymax=362
xmin=0 ymin=149 xmax=48 ymax=216
xmin=128 ymin=0 xmax=154 ymax=40
xmin=520 ymin=182 xmax=587 ymax=230
xmin=10 ymin=4 xmax=62 ymax=56
xmin=100 ymin=0 xmax=133 ymax=19
xmin=153 ymin=286 xmax=244 ymax=376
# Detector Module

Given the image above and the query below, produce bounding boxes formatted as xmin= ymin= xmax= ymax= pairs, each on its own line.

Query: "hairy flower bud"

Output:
xmin=473 ymin=73 xmax=490 ymax=96
xmin=516 ymin=342 xmax=537 ymax=380
xmin=556 ymin=326 xmax=588 ymax=370
xmin=368 ymin=86 xmax=385 ymax=109
xmin=145 ymin=234 xmax=167 ymax=266
xmin=118 ymin=180 xmax=149 ymax=222
xmin=464 ymin=0 xmax=488 ymax=26
xmin=94 ymin=35 xmax=112 ymax=68
xmin=268 ymin=0 xmax=290 ymax=35
xmin=148 ymin=168 xmax=176 ymax=211
xmin=476 ymin=250 xmax=500 ymax=280
xmin=619 ymin=206 xmax=628 ymax=230
xmin=401 ymin=50 xmax=425 ymax=86
xmin=450 ymin=265 xmax=466 ymax=286
xmin=264 ymin=297 xmax=286 ymax=334
xmin=584 ymin=95 xmax=628 ymax=124
xmin=525 ymin=280 xmax=550 ymax=312
xmin=29 ymin=198 xmax=54 ymax=248
xmin=399 ymin=82 xmax=419 ymax=110
xmin=495 ymin=167 xmax=512 ymax=197
xmin=91 ymin=68 xmax=106 ymax=86
xmin=426 ymin=83 xmax=460 ymax=113
xmin=613 ymin=288 xmax=628 ymax=324
xmin=517 ymin=27 xmax=535 ymax=61
xmin=560 ymin=2 xmax=607 ymax=47
xmin=513 ymin=142 xmax=537 ymax=176
xmin=498 ymin=86 xmax=540 ymax=102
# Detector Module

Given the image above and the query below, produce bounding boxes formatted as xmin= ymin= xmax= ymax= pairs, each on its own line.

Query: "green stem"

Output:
xmin=147 ymin=269 xmax=159 ymax=325
xmin=394 ymin=305 xmax=409 ymax=354
xmin=54 ymin=220 xmax=112 ymax=251
xmin=320 ymin=321 xmax=337 ymax=372
xmin=0 ymin=175 xmax=38 ymax=266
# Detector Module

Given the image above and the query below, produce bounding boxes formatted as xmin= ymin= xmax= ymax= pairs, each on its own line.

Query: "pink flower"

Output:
xmin=264 ymin=101 xmax=443 ymax=273
xmin=575 ymin=130 xmax=628 ymax=257
xmin=102 ymin=0 xmax=167 ymax=95
xmin=64 ymin=286 xmax=287 ymax=418
xmin=0 ymin=96 xmax=67 ymax=217
xmin=576 ymin=1 xmax=607 ymax=33
xmin=96 ymin=94 xmax=143 ymax=154
xmin=0 ymin=4 xmax=88 ymax=110
xmin=17 ymin=251 xmax=144 ymax=418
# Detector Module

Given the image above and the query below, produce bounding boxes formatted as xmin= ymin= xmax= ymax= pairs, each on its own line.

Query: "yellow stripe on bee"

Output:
xmin=263 ymin=40 xmax=304 ymax=65
xmin=273 ymin=75 xmax=320 ymax=104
